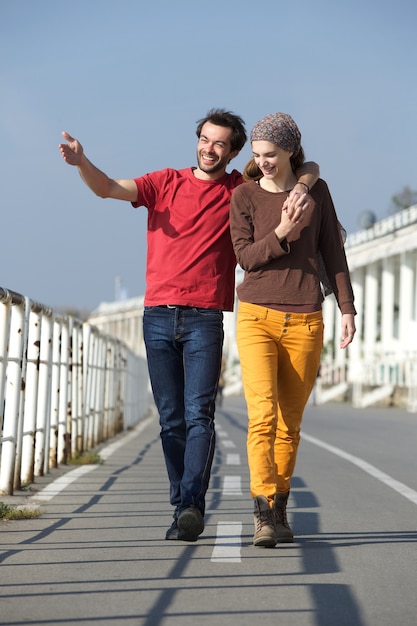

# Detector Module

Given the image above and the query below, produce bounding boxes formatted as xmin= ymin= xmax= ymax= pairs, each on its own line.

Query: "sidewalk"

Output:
xmin=0 ymin=404 xmax=254 ymax=625
xmin=0 ymin=413 xmax=156 ymax=511
xmin=3 ymin=397 xmax=417 ymax=626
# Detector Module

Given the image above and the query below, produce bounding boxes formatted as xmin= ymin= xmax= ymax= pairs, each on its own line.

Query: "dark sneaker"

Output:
xmin=177 ymin=506 xmax=204 ymax=539
xmin=165 ymin=519 xmax=182 ymax=540
xmin=165 ymin=519 xmax=198 ymax=542
xmin=253 ymin=495 xmax=277 ymax=548
xmin=273 ymin=492 xmax=294 ymax=543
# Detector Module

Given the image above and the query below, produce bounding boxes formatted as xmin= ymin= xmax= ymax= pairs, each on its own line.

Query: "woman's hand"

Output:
xmin=340 ymin=314 xmax=356 ymax=349
xmin=275 ymin=190 xmax=311 ymax=241
xmin=284 ymin=190 xmax=310 ymax=222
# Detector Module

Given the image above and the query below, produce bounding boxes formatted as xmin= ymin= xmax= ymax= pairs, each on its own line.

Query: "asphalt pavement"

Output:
xmin=1 ymin=396 xmax=417 ymax=626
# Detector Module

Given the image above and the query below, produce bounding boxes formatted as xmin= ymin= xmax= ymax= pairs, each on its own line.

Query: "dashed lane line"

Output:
xmin=211 ymin=424 xmax=244 ymax=562
xmin=211 ymin=522 xmax=242 ymax=563
xmin=221 ymin=440 xmax=236 ymax=448
xmin=223 ymin=475 xmax=242 ymax=495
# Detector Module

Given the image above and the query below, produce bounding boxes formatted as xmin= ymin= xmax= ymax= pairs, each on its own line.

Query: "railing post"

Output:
xmin=13 ymin=297 xmax=31 ymax=491
xmin=83 ymin=323 xmax=97 ymax=450
xmin=116 ymin=341 xmax=126 ymax=432
xmin=21 ymin=308 xmax=42 ymax=484
xmin=103 ymin=340 xmax=115 ymax=439
xmin=49 ymin=317 xmax=62 ymax=468
xmin=70 ymin=319 xmax=84 ymax=455
xmin=93 ymin=334 xmax=106 ymax=445
xmin=34 ymin=312 xmax=53 ymax=477
xmin=0 ymin=299 xmax=12 ymax=417
xmin=57 ymin=318 xmax=70 ymax=464
xmin=0 ymin=301 xmax=26 ymax=494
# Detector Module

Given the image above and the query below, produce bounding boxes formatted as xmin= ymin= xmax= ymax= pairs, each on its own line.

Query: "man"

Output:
xmin=59 ymin=108 xmax=318 ymax=541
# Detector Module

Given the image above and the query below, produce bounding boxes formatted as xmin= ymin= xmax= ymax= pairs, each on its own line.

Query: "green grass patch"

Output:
xmin=0 ymin=502 xmax=42 ymax=520
xmin=69 ymin=450 xmax=102 ymax=465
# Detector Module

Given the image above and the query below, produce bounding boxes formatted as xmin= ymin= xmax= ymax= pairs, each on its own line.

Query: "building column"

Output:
xmin=363 ymin=261 xmax=379 ymax=360
xmin=380 ymin=256 xmax=396 ymax=352
xmin=348 ymin=266 xmax=364 ymax=381
xmin=322 ymin=294 xmax=336 ymax=355
xmin=399 ymin=251 xmax=415 ymax=353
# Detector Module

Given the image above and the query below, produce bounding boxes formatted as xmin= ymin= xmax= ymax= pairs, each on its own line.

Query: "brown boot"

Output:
xmin=273 ymin=492 xmax=294 ymax=543
xmin=253 ymin=495 xmax=277 ymax=547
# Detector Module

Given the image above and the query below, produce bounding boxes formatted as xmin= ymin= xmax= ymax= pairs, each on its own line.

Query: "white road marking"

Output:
xmin=223 ymin=475 xmax=242 ymax=495
xmin=217 ymin=429 xmax=228 ymax=438
xmin=226 ymin=453 xmax=241 ymax=465
xmin=303 ymin=431 xmax=417 ymax=505
xmin=211 ymin=522 xmax=242 ymax=562
xmin=31 ymin=417 xmax=153 ymax=502
xmin=33 ymin=465 xmax=97 ymax=501
xmin=221 ymin=440 xmax=236 ymax=448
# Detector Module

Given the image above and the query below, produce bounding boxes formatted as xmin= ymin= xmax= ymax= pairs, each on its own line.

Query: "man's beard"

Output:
xmin=197 ymin=152 xmax=228 ymax=174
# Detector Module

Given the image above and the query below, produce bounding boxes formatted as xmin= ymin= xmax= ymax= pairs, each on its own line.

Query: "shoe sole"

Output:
xmin=253 ymin=536 xmax=277 ymax=548
xmin=177 ymin=509 xmax=204 ymax=538
xmin=166 ymin=530 xmax=198 ymax=542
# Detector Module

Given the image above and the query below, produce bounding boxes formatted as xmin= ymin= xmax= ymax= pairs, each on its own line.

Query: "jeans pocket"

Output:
xmin=193 ymin=308 xmax=222 ymax=318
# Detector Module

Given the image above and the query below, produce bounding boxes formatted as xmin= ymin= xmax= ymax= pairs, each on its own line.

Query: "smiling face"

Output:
xmin=251 ymin=140 xmax=292 ymax=181
xmin=195 ymin=122 xmax=238 ymax=179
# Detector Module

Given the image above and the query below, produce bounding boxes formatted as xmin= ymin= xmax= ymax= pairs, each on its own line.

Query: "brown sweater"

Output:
xmin=230 ymin=179 xmax=356 ymax=315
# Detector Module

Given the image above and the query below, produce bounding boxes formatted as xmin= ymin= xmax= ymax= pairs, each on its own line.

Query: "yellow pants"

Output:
xmin=237 ymin=302 xmax=323 ymax=500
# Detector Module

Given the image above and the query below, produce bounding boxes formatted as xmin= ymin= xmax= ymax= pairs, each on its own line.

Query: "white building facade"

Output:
xmin=321 ymin=204 xmax=417 ymax=409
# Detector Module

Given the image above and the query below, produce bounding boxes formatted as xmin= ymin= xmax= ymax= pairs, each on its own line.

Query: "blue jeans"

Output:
xmin=143 ymin=306 xmax=224 ymax=517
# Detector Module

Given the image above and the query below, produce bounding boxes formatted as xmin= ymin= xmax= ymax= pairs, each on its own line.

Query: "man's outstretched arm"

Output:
xmin=59 ymin=131 xmax=137 ymax=202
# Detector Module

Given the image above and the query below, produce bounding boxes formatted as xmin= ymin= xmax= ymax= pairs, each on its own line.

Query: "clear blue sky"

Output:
xmin=1 ymin=0 xmax=416 ymax=311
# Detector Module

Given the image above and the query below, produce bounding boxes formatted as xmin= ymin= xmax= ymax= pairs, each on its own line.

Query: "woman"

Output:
xmin=230 ymin=112 xmax=356 ymax=547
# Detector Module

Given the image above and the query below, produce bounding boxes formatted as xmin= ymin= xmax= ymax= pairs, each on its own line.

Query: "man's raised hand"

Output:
xmin=59 ymin=131 xmax=84 ymax=166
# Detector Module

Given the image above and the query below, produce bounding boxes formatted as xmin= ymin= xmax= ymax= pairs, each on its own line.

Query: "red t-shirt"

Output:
xmin=132 ymin=167 xmax=243 ymax=311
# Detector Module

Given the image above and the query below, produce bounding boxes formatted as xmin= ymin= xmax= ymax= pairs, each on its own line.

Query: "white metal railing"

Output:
xmin=0 ymin=286 xmax=152 ymax=496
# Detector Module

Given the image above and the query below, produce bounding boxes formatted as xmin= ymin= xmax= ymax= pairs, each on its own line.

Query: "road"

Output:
xmin=1 ymin=395 xmax=417 ymax=626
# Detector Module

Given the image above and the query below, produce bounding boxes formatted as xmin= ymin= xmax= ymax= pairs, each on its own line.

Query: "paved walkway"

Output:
xmin=1 ymin=396 xmax=417 ymax=626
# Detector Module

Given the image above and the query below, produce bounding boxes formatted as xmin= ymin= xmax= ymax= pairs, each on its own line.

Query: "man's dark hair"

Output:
xmin=196 ymin=108 xmax=247 ymax=153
